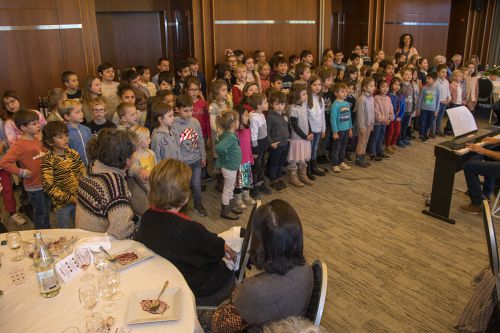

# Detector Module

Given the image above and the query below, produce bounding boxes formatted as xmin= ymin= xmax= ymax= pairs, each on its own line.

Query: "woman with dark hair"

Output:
xmin=395 ymin=33 xmax=419 ymax=61
xmin=137 ymin=159 xmax=236 ymax=304
xmin=210 ymin=199 xmax=314 ymax=332
xmin=75 ymin=128 xmax=138 ymax=239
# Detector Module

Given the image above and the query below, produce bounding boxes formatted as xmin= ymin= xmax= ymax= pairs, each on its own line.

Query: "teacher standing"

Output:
xmin=395 ymin=33 xmax=419 ymax=61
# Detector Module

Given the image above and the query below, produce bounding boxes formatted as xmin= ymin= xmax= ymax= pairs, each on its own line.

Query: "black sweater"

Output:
xmin=137 ymin=208 xmax=232 ymax=297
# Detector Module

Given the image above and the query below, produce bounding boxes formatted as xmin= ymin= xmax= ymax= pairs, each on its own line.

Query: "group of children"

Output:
xmin=0 ymin=46 xmax=480 ymax=224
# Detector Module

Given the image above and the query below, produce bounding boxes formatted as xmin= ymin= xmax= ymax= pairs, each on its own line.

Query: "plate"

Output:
xmin=126 ymin=287 xmax=182 ymax=324
xmin=109 ymin=246 xmax=154 ymax=270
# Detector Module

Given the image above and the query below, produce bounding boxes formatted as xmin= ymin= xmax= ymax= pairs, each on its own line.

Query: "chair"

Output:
xmin=482 ymin=200 xmax=500 ymax=302
xmin=305 ymin=260 xmax=328 ymax=326
xmin=491 ymin=191 xmax=500 ymax=220
xmin=475 ymin=78 xmax=494 ymax=123
xmin=236 ymin=199 xmax=261 ymax=283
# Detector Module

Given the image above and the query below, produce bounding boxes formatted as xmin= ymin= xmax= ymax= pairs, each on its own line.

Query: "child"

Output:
xmin=87 ymin=97 xmax=116 ymax=135
xmin=384 ymin=63 xmax=395 ymax=84
xmin=184 ymin=76 xmax=211 ymax=180
xmin=254 ymin=50 xmax=266 ymax=63
xmin=240 ymin=82 xmax=259 ymax=113
xmin=151 ymin=103 xmax=180 ymax=161
xmin=317 ymin=68 xmax=336 ymax=163
xmin=134 ymin=89 xmax=148 ymax=126
xmin=215 ymin=110 xmax=242 ymax=220
xmin=275 ymin=57 xmax=294 ymax=95
xmin=300 ymin=50 xmax=314 ymax=67
xmin=131 ymin=126 xmax=157 ymax=193
xmin=173 ymin=61 xmax=191 ymax=95
xmin=385 ymin=77 xmax=405 ymax=153
xmin=433 ymin=64 xmax=451 ymax=137
xmin=112 ymin=84 xmax=136 ymax=125
xmin=249 ymin=93 xmax=271 ymax=197
xmin=355 ymin=77 xmax=376 ymax=167
xmin=41 ymin=121 xmax=85 ymax=228
xmin=124 ymin=69 xmax=150 ymax=98
xmin=98 ymin=62 xmax=120 ymax=117
xmin=333 ymin=49 xmax=347 ymax=73
xmin=399 ymin=67 xmax=417 ymax=146
xmin=330 ymin=82 xmax=353 ymax=172
xmin=59 ymin=100 xmax=92 ymax=166
xmin=307 ymin=75 xmax=326 ymax=177
xmin=287 ymin=83 xmax=314 ymax=186
xmin=368 ymin=80 xmax=393 ymax=161
xmin=0 ymin=110 xmax=50 ymax=229
xmin=321 ymin=56 xmax=334 ymax=70
xmin=348 ymin=53 xmax=361 ymax=70
xmin=417 ymin=57 xmax=429 ymax=87
xmin=187 ymin=57 xmax=207 ymax=97
xmin=266 ymin=91 xmax=290 ymax=192
xmin=269 ymin=74 xmax=283 ymax=92
xmin=152 ymin=57 xmax=170 ymax=89
xmin=116 ymin=102 xmax=139 ymax=131
xmin=257 ymin=61 xmax=271 ymax=92
xmin=445 ymin=69 xmax=467 ymax=135
xmin=345 ymin=82 xmax=357 ymax=162
xmin=81 ymin=75 xmax=102 ymax=122
xmin=158 ymin=71 xmax=176 ymax=92
xmin=172 ymin=94 xmax=207 ymax=216
xmin=62 ymin=71 xmax=82 ymax=100
xmin=243 ymin=56 xmax=261 ymax=90
xmin=417 ymin=73 xmax=441 ymax=141
xmin=46 ymin=88 xmax=67 ymax=122
xmin=232 ymin=63 xmax=247 ymax=105
xmin=137 ymin=65 xmax=157 ymax=97
xmin=288 ymin=54 xmax=300 ymax=77
xmin=360 ymin=43 xmax=372 ymax=66
xmin=344 ymin=65 xmax=359 ymax=87
xmin=294 ymin=63 xmax=311 ymax=85
xmin=234 ymin=105 xmax=255 ymax=208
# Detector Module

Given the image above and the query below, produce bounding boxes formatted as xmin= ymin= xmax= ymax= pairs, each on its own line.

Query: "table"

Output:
xmin=0 ymin=229 xmax=202 ymax=333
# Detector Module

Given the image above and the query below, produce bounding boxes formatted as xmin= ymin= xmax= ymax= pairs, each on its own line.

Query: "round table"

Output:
xmin=0 ymin=229 xmax=202 ymax=333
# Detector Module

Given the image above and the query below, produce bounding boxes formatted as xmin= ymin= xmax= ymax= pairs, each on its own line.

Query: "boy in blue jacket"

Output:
xmin=59 ymin=99 xmax=92 ymax=166
xmin=330 ymin=82 xmax=353 ymax=173
xmin=417 ymin=73 xmax=441 ymax=142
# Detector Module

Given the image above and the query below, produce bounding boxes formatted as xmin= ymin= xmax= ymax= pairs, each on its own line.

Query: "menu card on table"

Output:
xmin=55 ymin=253 xmax=82 ymax=283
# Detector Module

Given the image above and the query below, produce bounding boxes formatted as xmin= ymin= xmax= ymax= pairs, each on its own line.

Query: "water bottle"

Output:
xmin=33 ymin=232 xmax=61 ymax=298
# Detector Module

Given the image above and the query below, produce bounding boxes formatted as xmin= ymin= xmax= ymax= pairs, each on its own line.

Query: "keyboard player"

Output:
xmin=460 ymin=136 xmax=500 ymax=213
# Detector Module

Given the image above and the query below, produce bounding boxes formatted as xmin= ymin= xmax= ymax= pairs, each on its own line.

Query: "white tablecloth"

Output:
xmin=0 ymin=229 xmax=202 ymax=333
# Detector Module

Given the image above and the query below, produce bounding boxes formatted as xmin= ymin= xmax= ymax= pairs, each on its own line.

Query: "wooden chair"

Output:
xmin=482 ymin=200 xmax=500 ymax=302
xmin=305 ymin=260 xmax=328 ymax=326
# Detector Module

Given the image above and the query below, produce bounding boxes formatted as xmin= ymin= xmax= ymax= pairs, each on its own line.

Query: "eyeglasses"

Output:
xmin=92 ymin=108 xmax=105 ymax=113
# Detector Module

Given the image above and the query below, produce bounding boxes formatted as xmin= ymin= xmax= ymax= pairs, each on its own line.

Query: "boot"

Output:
xmin=288 ymin=169 xmax=305 ymax=187
xmin=310 ymin=160 xmax=325 ymax=176
xmin=229 ymin=198 xmax=243 ymax=214
xmin=242 ymin=190 xmax=256 ymax=205
xmin=363 ymin=154 xmax=372 ymax=166
xmin=298 ymin=165 xmax=314 ymax=186
xmin=355 ymin=155 xmax=369 ymax=168
xmin=232 ymin=193 xmax=246 ymax=210
xmin=220 ymin=204 xmax=239 ymax=220
xmin=306 ymin=161 xmax=316 ymax=180
xmin=215 ymin=173 xmax=224 ymax=193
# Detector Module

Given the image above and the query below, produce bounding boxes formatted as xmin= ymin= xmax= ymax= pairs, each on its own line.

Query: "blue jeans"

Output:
xmin=368 ymin=124 xmax=386 ymax=155
xmin=464 ymin=155 xmax=499 ymax=205
xmin=188 ymin=159 xmax=202 ymax=203
xmin=420 ymin=110 xmax=434 ymax=137
xmin=55 ymin=204 xmax=75 ymax=228
xmin=432 ymin=103 xmax=447 ymax=135
xmin=310 ymin=132 xmax=321 ymax=160
xmin=268 ymin=142 xmax=290 ymax=181
xmin=399 ymin=114 xmax=412 ymax=142
xmin=330 ymin=130 xmax=349 ymax=166
xmin=27 ymin=190 xmax=51 ymax=229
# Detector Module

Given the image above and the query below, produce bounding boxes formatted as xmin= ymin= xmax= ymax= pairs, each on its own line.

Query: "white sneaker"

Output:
xmin=339 ymin=162 xmax=351 ymax=170
xmin=10 ymin=213 xmax=27 ymax=225
xmin=332 ymin=166 xmax=341 ymax=173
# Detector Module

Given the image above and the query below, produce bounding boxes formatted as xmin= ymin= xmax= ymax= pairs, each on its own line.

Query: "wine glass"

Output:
xmin=74 ymin=248 xmax=94 ymax=281
xmin=98 ymin=272 xmax=118 ymax=313
xmin=78 ymin=284 xmax=98 ymax=318
xmin=93 ymin=252 xmax=108 ymax=272
xmin=7 ymin=232 xmax=23 ymax=261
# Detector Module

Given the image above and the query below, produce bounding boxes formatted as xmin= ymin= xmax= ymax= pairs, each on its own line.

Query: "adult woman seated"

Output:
xmin=210 ymin=199 xmax=314 ymax=332
xmin=137 ymin=159 xmax=236 ymax=305
xmin=76 ymin=128 xmax=138 ymax=239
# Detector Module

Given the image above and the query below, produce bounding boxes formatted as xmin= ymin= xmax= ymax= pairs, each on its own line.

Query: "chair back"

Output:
xmin=237 ymin=200 xmax=261 ymax=283
xmin=477 ymin=77 xmax=493 ymax=102
xmin=305 ymin=260 xmax=328 ymax=326
xmin=482 ymin=200 xmax=500 ymax=302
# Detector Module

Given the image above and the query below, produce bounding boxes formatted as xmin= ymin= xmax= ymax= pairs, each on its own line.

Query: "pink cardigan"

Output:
xmin=450 ymin=81 xmax=466 ymax=105
xmin=374 ymin=94 xmax=394 ymax=124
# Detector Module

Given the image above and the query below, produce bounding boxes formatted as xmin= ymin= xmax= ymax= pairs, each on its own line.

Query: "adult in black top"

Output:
xmin=137 ymin=159 xmax=236 ymax=302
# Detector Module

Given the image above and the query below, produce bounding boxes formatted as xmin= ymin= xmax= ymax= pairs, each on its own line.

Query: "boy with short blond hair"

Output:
xmin=87 ymin=97 xmax=116 ymax=135
xmin=116 ymin=102 xmax=139 ymax=131
xmin=59 ymin=99 xmax=92 ymax=165
xmin=0 ymin=110 xmax=50 ymax=229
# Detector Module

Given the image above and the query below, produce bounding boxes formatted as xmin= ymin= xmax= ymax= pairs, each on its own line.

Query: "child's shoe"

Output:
xmin=331 ymin=166 xmax=341 ymax=173
xmin=277 ymin=178 xmax=288 ymax=192
xmin=378 ymin=153 xmax=390 ymax=159
xmin=242 ymin=190 xmax=256 ymax=205
xmin=194 ymin=201 xmax=208 ymax=217
xmin=298 ymin=165 xmax=314 ymax=186
xmin=232 ymin=193 xmax=246 ymax=210
xmin=288 ymin=169 xmax=305 ymax=187
xmin=355 ymin=155 xmax=369 ymax=168
xmin=339 ymin=162 xmax=351 ymax=170
xmin=220 ymin=204 xmax=239 ymax=220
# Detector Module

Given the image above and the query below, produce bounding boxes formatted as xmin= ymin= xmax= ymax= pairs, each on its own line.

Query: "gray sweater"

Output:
xmin=356 ymin=91 xmax=375 ymax=129
xmin=172 ymin=116 xmax=206 ymax=164
xmin=151 ymin=127 xmax=180 ymax=161
xmin=233 ymin=264 xmax=313 ymax=326
xmin=266 ymin=110 xmax=290 ymax=144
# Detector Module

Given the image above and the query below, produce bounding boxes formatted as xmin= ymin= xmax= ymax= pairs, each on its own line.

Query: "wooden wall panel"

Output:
xmin=382 ymin=0 xmax=452 ymax=59
xmin=96 ymin=12 xmax=163 ymax=72
xmin=342 ymin=0 xmax=370 ymax=55
xmin=212 ymin=0 xmax=319 ymax=65
xmin=0 ymin=0 xmax=99 ymax=109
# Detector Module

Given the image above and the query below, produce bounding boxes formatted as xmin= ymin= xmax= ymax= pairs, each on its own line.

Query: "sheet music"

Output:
xmin=446 ymin=106 xmax=477 ymax=137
